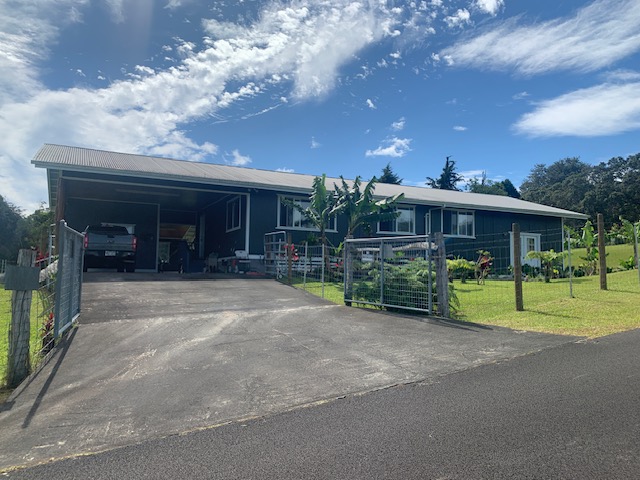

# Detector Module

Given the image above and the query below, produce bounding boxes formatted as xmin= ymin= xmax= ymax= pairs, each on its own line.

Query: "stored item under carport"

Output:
xmin=83 ymin=224 xmax=137 ymax=272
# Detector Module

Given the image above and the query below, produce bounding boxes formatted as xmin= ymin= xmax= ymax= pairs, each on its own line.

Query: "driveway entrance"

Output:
xmin=0 ymin=273 xmax=577 ymax=470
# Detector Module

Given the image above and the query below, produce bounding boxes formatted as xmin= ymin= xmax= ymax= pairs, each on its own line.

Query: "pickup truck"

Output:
xmin=83 ymin=225 xmax=137 ymax=272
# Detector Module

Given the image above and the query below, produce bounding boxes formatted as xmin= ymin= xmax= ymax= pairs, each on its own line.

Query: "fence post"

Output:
xmin=513 ymin=223 xmax=524 ymax=311
xmin=6 ymin=249 xmax=37 ymax=387
xmin=635 ymin=223 xmax=640 ymax=287
xmin=287 ymin=233 xmax=293 ymax=284
xmin=427 ymin=235 xmax=433 ymax=315
xmin=343 ymin=238 xmax=352 ymax=306
xmin=597 ymin=213 xmax=607 ymax=290
xmin=321 ymin=243 xmax=325 ymax=299
xmin=379 ymin=239 xmax=385 ymax=306
xmin=434 ymin=233 xmax=450 ymax=318
xmin=566 ymin=227 xmax=574 ymax=298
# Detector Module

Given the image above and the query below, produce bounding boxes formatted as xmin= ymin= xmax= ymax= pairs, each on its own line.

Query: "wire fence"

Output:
xmin=1 ymin=256 xmax=56 ymax=389
xmin=267 ymin=224 xmax=640 ymax=324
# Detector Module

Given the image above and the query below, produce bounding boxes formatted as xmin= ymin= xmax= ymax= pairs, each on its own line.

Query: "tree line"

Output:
xmin=381 ymin=152 xmax=640 ymax=227
xmin=0 ymin=196 xmax=53 ymax=262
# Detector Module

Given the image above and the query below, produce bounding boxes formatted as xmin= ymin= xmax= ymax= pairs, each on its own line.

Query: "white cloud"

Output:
xmin=604 ymin=69 xmax=640 ymax=82
xmin=453 ymin=125 xmax=467 ymax=131
xmin=365 ymin=137 xmax=412 ymax=158
xmin=512 ymin=91 xmax=530 ymax=101
xmin=442 ymin=0 xmax=640 ymax=76
xmin=366 ymin=98 xmax=377 ymax=109
xmin=227 ymin=149 xmax=252 ymax=166
xmin=475 ymin=0 xmax=504 ymax=16
xmin=513 ymin=82 xmax=640 ymax=137
xmin=276 ymin=167 xmax=295 ymax=173
xmin=391 ymin=117 xmax=405 ymax=131
xmin=310 ymin=137 xmax=321 ymax=149
xmin=0 ymin=0 xmax=411 ymax=210
xmin=444 ymin=9 xmax=471 ymax=29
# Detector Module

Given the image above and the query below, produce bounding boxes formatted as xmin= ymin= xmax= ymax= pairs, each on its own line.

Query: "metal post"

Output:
xmin=434 ymin=233 xmax=450 ymax=318
xmin=635 ymin=223 xmax=640 ymax=287
xmin=302 ymin=242 xmax=308 ymax=290
xmin=380 ymin=239 xmax=385 ymax=305
xmin=566 ymin=227 xmax=573 ymax=298
xmin=597 ymin=213 xmax=607 ymax=290
xmin=427 ymin=234 xmax=433 ymax=315
xmin=321 ymin=243 xmax=325 ymax=298
xmin=513 ymin=223 xmax=524 ymax=311
xmin=54 ymin=221 xmax=66 ymax=338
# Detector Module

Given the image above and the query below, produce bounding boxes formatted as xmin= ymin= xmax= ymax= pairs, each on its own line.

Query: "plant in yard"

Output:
xmin=580 ymin=220 xmax=599 ymax=275
xmin=333 ymin=175 xmax=404 ymax=239
xmin=525 ymin=249 xmax=566 ymax=282
xmin=282 ymin=174 xmax=340 ymax=270
xmin=447 ymin=257 xmax=476 ymax=283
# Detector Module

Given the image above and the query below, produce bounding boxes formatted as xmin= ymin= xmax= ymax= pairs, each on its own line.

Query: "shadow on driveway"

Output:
xmin=0 ymin=273 xmax=579 ymax=470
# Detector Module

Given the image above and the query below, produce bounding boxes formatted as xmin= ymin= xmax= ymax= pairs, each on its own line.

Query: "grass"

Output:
xmin=287 ymin=269 xmax=640 ymax=339
xmin=567 ymin=243 xmax=635 ymax=271
xmin=454 ymin=269 xmax=640 ymax=338
xmin=0 ymin=286 xmax=47 ymax=391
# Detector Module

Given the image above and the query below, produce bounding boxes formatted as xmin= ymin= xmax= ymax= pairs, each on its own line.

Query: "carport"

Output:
xmin=34 ymin=146 xmax=252 ymax=272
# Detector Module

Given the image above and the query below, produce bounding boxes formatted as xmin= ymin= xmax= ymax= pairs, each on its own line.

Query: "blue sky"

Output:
xmin=1 ymin=0 xmax=640 ymax=212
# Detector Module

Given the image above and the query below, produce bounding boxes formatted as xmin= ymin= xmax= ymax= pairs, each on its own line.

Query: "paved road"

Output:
xmin=0 ymin=273 xmax=575 ymax=470
xmin=5 ymin=328 xmax=639 ymax=479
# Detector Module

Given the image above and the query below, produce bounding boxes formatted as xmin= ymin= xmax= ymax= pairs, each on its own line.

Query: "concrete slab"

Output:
xmin=0 ymin=273 xmax=578 ymax=470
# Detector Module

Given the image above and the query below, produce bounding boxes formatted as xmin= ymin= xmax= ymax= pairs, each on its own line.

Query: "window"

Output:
xmin=378 ymin=207 xmax=415 ymax=234
xmin=226 ymin=196 xmax=241 ymax=232
xmin=278 ymin=196 xmax=337 ymax=231
xmin=443 ymin=210 xmax=474 ymax=237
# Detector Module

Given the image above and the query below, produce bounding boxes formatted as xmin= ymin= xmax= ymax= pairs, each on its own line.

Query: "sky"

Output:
xmin=1 ymin=0 xmax=640 ymax=213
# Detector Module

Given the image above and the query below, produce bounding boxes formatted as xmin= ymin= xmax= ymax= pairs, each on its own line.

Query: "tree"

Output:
xmin=426 ymin=156 xmax=463 ymax=191
xmin=333 ymin=176 xmax=404 ymax=239
xmin=520 ymin=157 xmax=591 ymax=213
xmin=501 ymin=179 xmax=521 ymax=199
xmin=0 ymin=195 xmax=23 ymax=261
xmin=466 ymin=172 xmax=507 ymax=196
xmin=20 ymin=204 xmax=54 ymax=254
xmin=283 ymin=174 xmax=339 ymax=253
xmin=378 ymin=162 xmax=402 ymax=185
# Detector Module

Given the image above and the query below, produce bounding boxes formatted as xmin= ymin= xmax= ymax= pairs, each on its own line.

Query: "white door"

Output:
xmin=510 ymin=232 xmax=541 ymax=268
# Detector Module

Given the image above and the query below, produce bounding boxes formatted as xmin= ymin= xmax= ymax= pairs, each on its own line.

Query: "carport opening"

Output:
xmin=159 ymin=223 xmax=196 ymax=272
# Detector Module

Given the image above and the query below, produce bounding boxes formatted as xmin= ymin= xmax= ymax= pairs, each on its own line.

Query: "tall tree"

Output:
xmin=500 ymin=179 xmax=521 ymax=199
xmin=466 ymin=172 xmax=507 ymax=196
xmin=0 ymin=195 xmax=23 ymax=261
xmin=426 ymin=156 xmax=463 ymax=191
xmin=378 ymin=162 xmax=402 ymax=185
xmin=284 ymin=174 xmax=339 ymax=251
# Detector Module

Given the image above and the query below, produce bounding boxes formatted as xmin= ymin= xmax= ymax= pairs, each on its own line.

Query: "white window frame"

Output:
xmin=277 ymin=195 xmax=337 ymax=232
xmin=377 ymin=206 xmax=416 ymax=235
xmin=442 ymin=209 xmax=475 ymax=238
xmin=226 ymin=196 xmax=241 ymax=232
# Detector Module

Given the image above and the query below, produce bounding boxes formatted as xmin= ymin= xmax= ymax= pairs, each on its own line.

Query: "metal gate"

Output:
xmin=264 ymin=231 xmax=287 ymax=277
xmin=53 ymin=221 xmax=84 ymax=337
xmin=343 ymin=235 xmax=442 ymax=315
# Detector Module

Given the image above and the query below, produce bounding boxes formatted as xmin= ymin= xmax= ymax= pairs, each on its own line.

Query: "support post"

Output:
xmin=566 ymin=227 xmax=574 ymax=298
xmin=634 ymin=223 xmax=640 ymax=287
xmin=434 ymin=233 xmax=450 ymax=318
xmin=6 ymin=249 xmax=37 ymax=387
xmin=513 ymin=223 xmax=524 ymax=311
xmin=287 ymin=233 xmax=293 ymax=284
xmin=597 ymin=213 xmax=607 ymax=290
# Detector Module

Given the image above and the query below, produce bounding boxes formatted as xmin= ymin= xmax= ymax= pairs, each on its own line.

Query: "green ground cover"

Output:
xmin=0 ymin=286 xmax=46 ymax=389
xmin=289 ymin=268 xmax=640 ymax=339
xmin=567 ymin=243 xmax=635 ymax=271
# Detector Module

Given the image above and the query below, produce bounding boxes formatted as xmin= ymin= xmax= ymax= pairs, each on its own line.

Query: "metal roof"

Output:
xmin=32 ymin=144 xmax=588 ymax=220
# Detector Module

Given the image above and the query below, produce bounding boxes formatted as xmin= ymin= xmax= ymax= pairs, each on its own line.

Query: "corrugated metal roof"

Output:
xmin=32 ymin=144 xmax=588 ymax=219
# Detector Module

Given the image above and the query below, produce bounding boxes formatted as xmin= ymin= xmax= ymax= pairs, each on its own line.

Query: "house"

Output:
xmin=32 ymin=144 xmax=588 ymax=273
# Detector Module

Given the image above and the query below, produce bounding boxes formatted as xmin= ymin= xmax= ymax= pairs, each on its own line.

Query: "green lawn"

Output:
xmin=1 ymin=286 xmax=46 ymax=389
xmin=446 ymin=270 xmax=640 ymax=338
xmin=288 ymin=269 xmax=640 ymax=339
xmin=568 ymin=243 xmax=635 ymax=271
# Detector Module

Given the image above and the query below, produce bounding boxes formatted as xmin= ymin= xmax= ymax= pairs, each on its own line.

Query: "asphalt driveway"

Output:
xmin=0 ymin=273 xmax=578 ymax=470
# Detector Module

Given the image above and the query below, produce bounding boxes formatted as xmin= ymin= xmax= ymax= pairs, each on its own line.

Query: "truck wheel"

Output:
xmin=126 ymin=265 xmax=135 ymax=273
xmin=117 ymin=265 xmax=125 ymax=273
